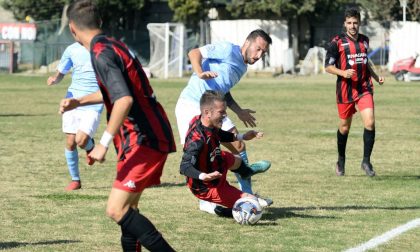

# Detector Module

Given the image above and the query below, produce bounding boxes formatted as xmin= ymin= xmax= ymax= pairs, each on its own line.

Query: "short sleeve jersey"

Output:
xmin=181 ymin=115 xmax=235 ymax=194
xmin=179 ymin=42 xmax=247 ymax=103
xmin=90 ymin=34 xmax=176 ymax=156
xmin=325 ymin=33 xmax=373 ymax=104
xmin=57 ymin=42 xmax=103 ymax=112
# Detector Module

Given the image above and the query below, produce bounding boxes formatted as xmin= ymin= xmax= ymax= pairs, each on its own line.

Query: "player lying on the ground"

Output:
xmin=180 ymin=91 xmax=272 ymax=217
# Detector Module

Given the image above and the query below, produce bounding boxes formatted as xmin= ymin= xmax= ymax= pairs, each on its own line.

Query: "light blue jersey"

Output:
xmin=57 ymin=42 xmax=103 ymax=112
xmin=180 ymin=42 xmax=247 ymax=103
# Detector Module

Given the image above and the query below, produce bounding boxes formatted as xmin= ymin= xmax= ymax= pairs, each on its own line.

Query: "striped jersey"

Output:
xmin=180 ymin=115 xmax=235 ymax=194
xmin=325 ymin=33 xmax=373 ymax=104
xmin=90 ymin=34 xmax=176 ymax=157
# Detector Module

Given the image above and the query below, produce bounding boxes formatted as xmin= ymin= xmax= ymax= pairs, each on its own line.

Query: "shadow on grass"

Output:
xmin=0 ymin=113 xmax=50 ymax=117
xmin=33 ymin=193 xmax=107 ymax=201
xmin=152 ymin=182 xmax=186 ymax=188
xmin=283 ymin=205 xmax=420 ymax=211
xmin=0 ymin=240 xmax=80 ymax=250
xmin=263 ymin=207 xmax=337 ymax=221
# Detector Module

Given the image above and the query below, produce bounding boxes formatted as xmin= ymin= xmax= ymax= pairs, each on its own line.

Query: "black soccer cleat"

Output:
xmin=214 ymin=206 xmax=233 ymax=218
xmin=335 ymin=161 xmax=345 ymax=176
xmin=361 ymin=161 xmax=376 ymax=177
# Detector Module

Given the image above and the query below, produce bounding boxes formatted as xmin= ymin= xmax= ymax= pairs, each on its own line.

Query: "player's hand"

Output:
xmin=59 ymin=98 xmax=80 ymax=114
xmin=243 ymin=130 xmax=264 ymax=140
xmin=237 ymin=109 xmax=257 ymax=127
xmin=201 ymin=171 xmax=222 ymax=181
xmin=88 ymin=145 xmax=108 ymax=163
xmin=47 ymin=76 xmax=57 ymax=86
xmin=342 ymin=69 xmax=355 ymax=78
xmin=198 ymin=71 xmax=218 ymax=79
xmin=378 ymin=76 xmax=385 ymax=85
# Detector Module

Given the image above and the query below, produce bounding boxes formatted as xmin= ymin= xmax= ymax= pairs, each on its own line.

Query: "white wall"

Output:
xmin=210 ymin=19 xmax=288 ymax=71
xmin=388 ymin=21 xmax=420 ymax=71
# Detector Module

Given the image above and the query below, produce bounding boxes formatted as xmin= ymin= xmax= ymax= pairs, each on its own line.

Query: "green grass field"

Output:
xmin=0 ymin=73 xmax=419 ymax=251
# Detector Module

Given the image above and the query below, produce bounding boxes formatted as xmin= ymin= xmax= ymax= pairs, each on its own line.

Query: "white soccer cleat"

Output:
xmin=257 ymin=197 xmax=273 ymax=208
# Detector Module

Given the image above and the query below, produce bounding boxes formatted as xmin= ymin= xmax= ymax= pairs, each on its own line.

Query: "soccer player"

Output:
xmin=47 ymin=42 xmax=103 ymax=191
xmin=175 ymin=29 xmax=272 ymax=212
xmin=180 ymin=91 xmax=272 ymax=217
xmin=61 ymin=1 xmax=176 ymax=251
xmin=325 ymin=8 xmax=385 ymax=177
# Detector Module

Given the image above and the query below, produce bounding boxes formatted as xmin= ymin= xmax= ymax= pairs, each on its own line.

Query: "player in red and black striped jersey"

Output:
xmin=60 ymin=1 xmax=175 ymax=251
xmin=325 ymin=8 xmax=384 ymax=177
xmin=180 ymin=91 xmax=272 ymax=216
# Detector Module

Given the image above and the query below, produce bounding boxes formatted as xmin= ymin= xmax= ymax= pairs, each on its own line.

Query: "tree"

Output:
xmin=168 ymin=0 xmax=212 ymax=29
xmin=1 ymin=0 xmax=67 ymax=21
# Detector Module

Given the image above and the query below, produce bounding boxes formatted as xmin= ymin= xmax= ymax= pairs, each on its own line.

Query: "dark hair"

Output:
xmin=67 ymin=0 xmax=102 ymax=29
xmin=200 ymin=90 xmax=225 ymax=110
xmin=344 ymin=8 xmax=361 ymax=21
xmin=246 ymin=29 xmax=272 ymax=45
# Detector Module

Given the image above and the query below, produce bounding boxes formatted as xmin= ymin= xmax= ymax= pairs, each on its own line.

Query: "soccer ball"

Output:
xmin=232 ymin=197 xmax=263 ymax=225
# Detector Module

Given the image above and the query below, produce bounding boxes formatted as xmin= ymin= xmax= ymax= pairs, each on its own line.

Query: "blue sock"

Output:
xmin=65 ymin=148 xmax=80 ymax=181
xmin=84 ymin=138 xmax=94 ymax=152
xmin=237 ymin=151 xmax=253 ymax=194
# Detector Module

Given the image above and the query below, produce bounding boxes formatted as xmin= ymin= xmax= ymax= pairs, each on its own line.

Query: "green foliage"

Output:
xmin=357 ymin=0 xmax=420 ymax=22
xmin=1 ymin=0 xmax=67 ymax=21
xmin=168 ymin=0 xmax=209 ymax=28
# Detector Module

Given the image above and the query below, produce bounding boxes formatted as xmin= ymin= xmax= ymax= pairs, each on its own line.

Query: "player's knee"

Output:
xmin=106 ymin=206 xmax=124 ymax=222
xmin=75 ymin=135 xmax=89 ymax=148
xmin=232 ymin=141 xmax=246 ymax=153
xmin=65 ymin=141 xmax=76 ymax=151
xmin=339 ymin=126 xmax=350 ymax=135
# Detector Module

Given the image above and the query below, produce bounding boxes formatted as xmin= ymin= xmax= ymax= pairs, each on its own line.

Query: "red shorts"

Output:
xmin=337 ymin=93 xmax=374 ymax=119
xmin=194 ymin=151 xmax=242 ymax=208
xmin=113 ymin=145 xmax=168 ymax=193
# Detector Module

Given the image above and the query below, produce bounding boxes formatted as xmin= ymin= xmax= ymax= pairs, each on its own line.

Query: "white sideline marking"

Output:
xmin=344 ymin=218 xmax=420 ymax=252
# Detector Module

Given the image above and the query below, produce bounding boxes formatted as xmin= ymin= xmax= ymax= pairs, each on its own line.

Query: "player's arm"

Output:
xmin=188 ymin=48 xmax=218 ymax=79
xmin=225 ymin=92 xmax=256 ymax=128
xmin=325 ymin=39 xmax=355 ymax=79
xmin=47 ymin=71 xmax=65 ymax=86
xmin=219 ymin=129 xmax=263 ymax=143
xmin=180 ymin=140 xmax=222 ymax=181
xmin=367 ymin=60 xmax=385 ymax=85
xmin=59 ymin=90 xmax=103 ymax=113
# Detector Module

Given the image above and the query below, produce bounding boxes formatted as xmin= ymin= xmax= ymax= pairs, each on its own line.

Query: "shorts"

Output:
xmin=337 ymin=93 xmax=374 ymax=119
xmin=62 ymin=109 xmax=101 ymax=137
xmin=175 ymin=98 xmax=235 ymax=144
xmin=113 ymin=145 xmax=168 ymax=193
xmin=194 ymin=151 xmax=242 ymax=208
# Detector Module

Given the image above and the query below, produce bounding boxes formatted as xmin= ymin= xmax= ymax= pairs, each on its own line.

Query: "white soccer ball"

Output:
xmin=232 ymin=197 xmax=263 ymax=225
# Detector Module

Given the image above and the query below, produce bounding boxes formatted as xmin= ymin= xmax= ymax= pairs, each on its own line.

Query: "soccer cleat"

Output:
xmin=199 ymin=200 xmax=216 ymax=214
xmin=335 ymin=161 xmax=345 ymax=176
xmin=65 ymin=180 xmax=81 ymax=191
xmin=361 ymin=161 xmax=376 ymax=177
xmin=248 ymin=160 xmax=271 ymax=176
xmin=214 ymin=206 xmax=233 ymax=218
xmin=256 ymin=196 xmax=273 ymax=208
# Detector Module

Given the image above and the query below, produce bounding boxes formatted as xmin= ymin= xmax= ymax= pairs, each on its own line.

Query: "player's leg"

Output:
xmin=175 ymin=98 xmax=201 ymax=145
xmin=75 ymin=110 xmax=101 ymax=165
xmin=336 ymin=103 xmax=355 ymax=176
xmin=111 ymin=145 xmax=173 ymax=251
xmin=62 ymin=110 xmax=81 ymax=191
xmin=359 ymin=94 xmax=376 ymax=176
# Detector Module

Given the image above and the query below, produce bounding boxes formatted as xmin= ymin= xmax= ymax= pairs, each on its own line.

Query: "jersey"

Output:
xmin=57 ymin=42 xmax=103 ymax=112
xmin=325 ymin=33 xmax=373 ymax=104
xmin=180 ymin=115 xmax=235 ymax=195
xmin=179 ymin=42 xmax=247 ymax=103
xmin=90 ymin=34 xmax=176 ymax=156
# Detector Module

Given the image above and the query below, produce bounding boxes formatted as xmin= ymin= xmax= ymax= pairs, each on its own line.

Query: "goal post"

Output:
xmin=147 ymin=23 xmax=185 ymax=79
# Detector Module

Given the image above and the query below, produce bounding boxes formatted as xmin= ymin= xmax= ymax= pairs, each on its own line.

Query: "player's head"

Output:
xmin=243 ymin=29 xmax=272 ymax=65
xmin=67 ymin=0 xmax=102 ymax=41
xmin=343 ymin=8 xmax=360 ymax=38
xmin=200 ymin=90 xmax=227 ymax=129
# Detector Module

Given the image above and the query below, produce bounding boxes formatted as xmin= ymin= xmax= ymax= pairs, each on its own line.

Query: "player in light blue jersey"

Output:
xmin=175 ymin=29 xmax=272 ymax=214
xmin=48 ymin=42 xmax=103 ymax=191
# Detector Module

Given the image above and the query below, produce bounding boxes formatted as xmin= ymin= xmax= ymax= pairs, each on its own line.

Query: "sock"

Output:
xmin=363 ymin=128 xmax=375 ymax=163
xmin=65 ymin=148 xmax=79 ymax=181
xmin=121 ymin=209 xmax=141 ymax=252
xmin=118 ymin=208 xmax=174 ymax=252
xmin=232 ymin=160 xmax=254 ymax=179
xmin=214 ymin=206 xmax=233 ymax=218
xmin=237 ymin=151 xmax=253 ymax=193
xmin=337 ymin=130 xmax=348 ymax=162
xmin=83 ymin=138 xmax=94 ymax=152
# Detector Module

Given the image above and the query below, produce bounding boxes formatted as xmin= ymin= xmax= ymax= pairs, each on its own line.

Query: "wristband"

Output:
xmin=236 ymin=133 xmax=244 ymax=141
xmin=99 ymin=131 xmax=113 ymax=148
xmin=199 ymin=173 xmax=206 ymax=181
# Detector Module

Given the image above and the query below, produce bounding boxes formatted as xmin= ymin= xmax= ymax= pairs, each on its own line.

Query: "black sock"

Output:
xmin=232 ymin=160 xmax=253 ymax=178
xmin=214 ymin=206 xmax=233 ymax=218
xmin=118 ymin=208 xmax=174 ymax=252
xmin=121 ymin=209 xmax=140 ymax=252
xmin=363 ymin=128 xmax=375 ymax=163
xmin=337 ymin=129 xmax=348 ymax=162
